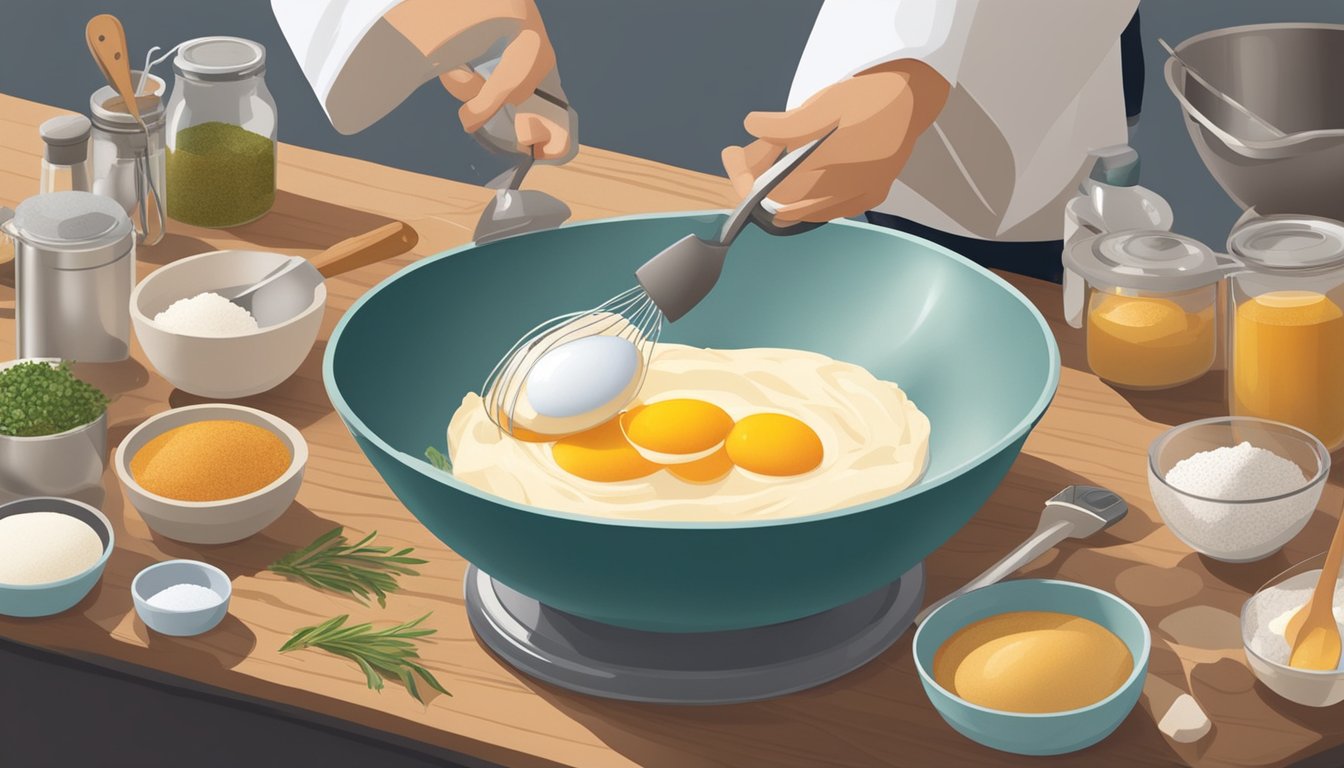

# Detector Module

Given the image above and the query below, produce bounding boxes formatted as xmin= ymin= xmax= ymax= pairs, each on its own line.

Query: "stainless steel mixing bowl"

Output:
xmin=1165 ymin=23 xmax=1344 ymax=220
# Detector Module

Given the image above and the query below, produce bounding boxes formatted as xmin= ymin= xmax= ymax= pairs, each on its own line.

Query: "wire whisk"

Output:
xmin=481 ymin=132 xmax=832 ymax=438
xmin=483 ymin=286 xmax=662 ymax=435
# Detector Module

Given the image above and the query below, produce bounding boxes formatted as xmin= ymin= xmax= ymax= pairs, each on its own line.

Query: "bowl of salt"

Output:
xmin=132 ymin=559 xmax=231 ymax=637
xmin=1243 ymin=552 xmax=1344 ymax=707
xmin=1148 ymin=417 xmax=1329 ymax=563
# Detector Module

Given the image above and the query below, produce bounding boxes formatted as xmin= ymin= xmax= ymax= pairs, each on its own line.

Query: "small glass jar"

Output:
xmin=1064 ymin=231 xmax=1222 ymax=390
xmin=1227 ymin=216 xmax=1344 ymax=452
xmin=164 ymin=37 xmax=277 ymax=228
xmin=90 ymin=72 xmax=166 ymax=245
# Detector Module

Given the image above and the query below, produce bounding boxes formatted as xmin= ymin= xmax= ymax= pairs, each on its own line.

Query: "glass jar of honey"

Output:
xmin=1227 ymin=216 xmax=1344 ymax=451
xmin=1064 ymin=231 xmax=1222 ymax=390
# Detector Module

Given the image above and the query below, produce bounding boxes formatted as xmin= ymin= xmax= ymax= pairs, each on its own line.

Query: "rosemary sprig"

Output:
xmin=425 ymin=446 xmax=451 ymax=472
xmin=269 ymin=527 xmax=426 ymax=607
xmin=280 ymin=613 xmax=450 ymax=703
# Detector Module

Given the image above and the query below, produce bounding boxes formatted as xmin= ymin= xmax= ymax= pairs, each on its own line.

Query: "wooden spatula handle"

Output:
xmin=85 ymin=15 xmax=141 ymax=124
xmin=312 ymin=221 xmax=419 ymax=278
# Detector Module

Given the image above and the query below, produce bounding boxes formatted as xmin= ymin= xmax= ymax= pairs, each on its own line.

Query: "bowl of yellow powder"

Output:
xmin=913 ymin=579 xmax=1150 ymax=756
xmin=114 ymin=404 xmax=307 ymax=544
xmin=0 ymin=496 xmax=114 ymax=617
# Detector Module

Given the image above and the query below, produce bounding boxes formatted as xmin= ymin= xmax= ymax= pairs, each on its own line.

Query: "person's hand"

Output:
xmin=385 ymin=0 xmax=571 ymax=159
xmin=721 ymin=60 xmax=949 ymax=224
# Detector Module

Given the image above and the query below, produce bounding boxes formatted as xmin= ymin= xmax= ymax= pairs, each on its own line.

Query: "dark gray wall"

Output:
xmin=3 ymin=1 xmax=1343 ymax=247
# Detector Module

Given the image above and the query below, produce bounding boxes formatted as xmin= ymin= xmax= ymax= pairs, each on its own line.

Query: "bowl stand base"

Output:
xmin=464 ymin=562 xmax=925 ymax=705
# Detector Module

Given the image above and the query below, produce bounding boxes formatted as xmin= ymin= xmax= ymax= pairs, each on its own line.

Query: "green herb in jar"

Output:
xmin=166 ymin=121 xmax=276 ymax=227
xmin=0 ymin=362 xmax=109 ymax=437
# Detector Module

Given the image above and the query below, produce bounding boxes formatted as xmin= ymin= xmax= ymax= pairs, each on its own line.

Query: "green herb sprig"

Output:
xmin=280 ymin=613 xmax=449 ymax=703
xmin=0 ymin=361 xmax=109 ymax=437
xmin=269 ymin=527 xmax=426 ymax=607
xmin=425 ymin=446 xmax=451 ymax=472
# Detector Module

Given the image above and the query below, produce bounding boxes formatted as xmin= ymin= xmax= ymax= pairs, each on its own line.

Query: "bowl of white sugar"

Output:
xmin=132 ymin=559 xmax=232 ymax=637
xmin=0 ymin=496 xmax=114 ymax=617
xmin=1242 ymin=553 xmax=1344 ymax=707
xmin=131 ymin=249 xmax=327 ymax=399
xmin=1148 ymin=417 xmax=1328 ymax=563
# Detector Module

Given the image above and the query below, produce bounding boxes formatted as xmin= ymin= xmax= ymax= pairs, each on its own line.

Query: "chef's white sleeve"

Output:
xmin=786 ymin=0 xmax=979 ymax=109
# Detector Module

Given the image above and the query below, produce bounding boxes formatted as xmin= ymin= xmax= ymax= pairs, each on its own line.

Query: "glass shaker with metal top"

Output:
xmin=1226 ymin=216 xmax=1344 ymax=451
xmin=39 ymin=115 xmax=92 ymax=194
xmin=0 ymin=192 xmax=135 ymax=362
xmin=165 ymin=37 xmax=277 ymax=227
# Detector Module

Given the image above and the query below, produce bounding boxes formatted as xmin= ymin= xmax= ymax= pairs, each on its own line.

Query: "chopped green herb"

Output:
xmin=167 ymin=121 xmax=276 ymax=227
xmin=269 ymin=527 xmax=425 ymax=608
xmin=0 ymin=361 xmax=109 ymax=437
xmin=280 ymin=613 xmax=450 ymax=703
xmin=425 ymin=446 xmax=452 ymax=472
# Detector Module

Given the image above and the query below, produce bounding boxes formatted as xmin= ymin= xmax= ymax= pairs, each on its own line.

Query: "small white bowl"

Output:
xmin=114 ymin=403 xmax=307 ymax=544
xmin=132 ymin=559 xmax=231 ymax=637
xmin=1242 ymin=553 xmax=1344 ymax=707
xmin=131 ymin=249 xmax=326 ymax=398
xmin=1148 ymin=417 xmax=1328 ymax=562
xmin=0 ymin=359 xmax=108 ymax=500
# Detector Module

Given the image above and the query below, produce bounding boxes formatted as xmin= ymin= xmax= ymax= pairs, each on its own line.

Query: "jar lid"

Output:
xmin=1227 ymin=215 xmax=1344 ymax=271
xmin=174 ymin=37 xmax=266 ymax=82
xmin=12 ymin=191 xmax=132 ymax=249
xmin=1065 ymin=230 xmax=1223 ymax=291
xmin=39 ymin=115 xmax=91 ymax=166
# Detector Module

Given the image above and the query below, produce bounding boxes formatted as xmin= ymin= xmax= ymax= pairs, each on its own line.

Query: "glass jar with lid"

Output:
xmin=1226 ymin=216 xmax=1344 ymax=451
xmin=164 ymin=37 xmax=277 ymax=228
xmin=90 ymin=72 xmax=167 ymax=245
xmin=1064 ymin=231 xmax=1223 ymax=390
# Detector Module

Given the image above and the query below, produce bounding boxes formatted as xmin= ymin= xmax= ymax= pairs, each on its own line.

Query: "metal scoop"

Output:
xmin=473 ymin=154 xmax=572 ymax=244
xmin=915 ymin=485 xmax=1128 ymax=624
xmin=223 ymin=221 xmax=418 ymax=327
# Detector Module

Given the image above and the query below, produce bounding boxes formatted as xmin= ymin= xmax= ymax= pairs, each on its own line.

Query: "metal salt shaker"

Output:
xmin=0 ymin=192 xmax=135 ymax=362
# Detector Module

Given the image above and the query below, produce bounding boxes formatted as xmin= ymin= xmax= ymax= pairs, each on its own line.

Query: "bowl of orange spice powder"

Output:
xmin=114 ymin=404 xmax=307 ymax=544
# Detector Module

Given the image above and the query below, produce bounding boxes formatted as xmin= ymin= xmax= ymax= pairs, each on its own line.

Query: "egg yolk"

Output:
xmin=668 ymin=448 xmax=734 ymax=484
xmin=552 ymin=416 xmax=660 ymax=482
xmin=622 ymin=399 xmax=734 ymax=457
xmin=725 ymin=413 xmax=823 ymax=476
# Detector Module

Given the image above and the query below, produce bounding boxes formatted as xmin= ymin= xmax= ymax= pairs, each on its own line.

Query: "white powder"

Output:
xmin=0 ymin=512 xmax=104 ymax=585
xmin=1245 ymin=570 xmax=1344 ymax=670
xmin=153 ymin=292 xmax=259 ymax=336
xmin=1166 ymin=442 xmax=1308 ymax=500
xmin=146 ymin=582 xmax=224 ymax=612
xmin=1150 ymin=441 xmax=1316 ymax=561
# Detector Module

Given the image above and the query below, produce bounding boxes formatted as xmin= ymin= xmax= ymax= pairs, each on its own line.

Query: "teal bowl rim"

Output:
xmin=0 ymin=496 xmax=114 ymax=591
xmin=912 ymin=578 xmax=1152 ymax=719
xmin=322 ymin=211 xmax=1062 ymax=530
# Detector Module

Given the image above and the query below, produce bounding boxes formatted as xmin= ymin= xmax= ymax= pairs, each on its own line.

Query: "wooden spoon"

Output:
xmin=311 ymin=221 xmax=419 ymax=278
xmin=85 ymin=15 xmax=142 ymax=124
xmin=1286 ymin=497 xmax=1344 ymax=670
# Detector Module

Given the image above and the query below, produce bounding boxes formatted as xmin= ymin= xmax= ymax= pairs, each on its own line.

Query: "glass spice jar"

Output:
xmin=164 ymin=37 xmax=277 ymax=228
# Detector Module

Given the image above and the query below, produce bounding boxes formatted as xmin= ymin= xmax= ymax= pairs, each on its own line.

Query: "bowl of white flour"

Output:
xmin=1148 ymin=417 xmax=1328 ymax=562
xmin=1242 ymin=553 xmax=1344 ymax=706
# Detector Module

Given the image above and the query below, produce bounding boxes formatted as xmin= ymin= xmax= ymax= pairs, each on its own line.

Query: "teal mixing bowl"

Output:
xmin=913 ymin=579 xmax=1151 ymax=755
xmin=324 ymin=213 xmax=1059 ymax=632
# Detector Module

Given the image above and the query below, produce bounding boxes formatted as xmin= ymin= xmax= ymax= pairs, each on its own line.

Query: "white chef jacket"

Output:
xmin=271 ymin=0 xmax=569 ymax=137
xmin=788 ymin=0 xmax=1141 ymax=242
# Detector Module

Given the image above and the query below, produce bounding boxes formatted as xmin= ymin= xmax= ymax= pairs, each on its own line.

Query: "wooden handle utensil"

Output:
xmin=1287 ymin=495 xmax=1344 ymax=670
xmin=85 ymin=15 xmax=142 ymax=125
xmin=313 ymin=221 xmax=419 ymax=279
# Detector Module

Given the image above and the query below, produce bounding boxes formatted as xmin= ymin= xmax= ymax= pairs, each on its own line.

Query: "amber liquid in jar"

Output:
xmin=1086 ymin=291 xmax=1215 ymax=389
xmin=1233 ymin=290 xmax=1344 ymax=451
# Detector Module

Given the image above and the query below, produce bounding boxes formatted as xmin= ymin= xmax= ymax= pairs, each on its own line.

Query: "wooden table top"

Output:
xmin=0 ymin=92 xmax=1340 ymax=768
